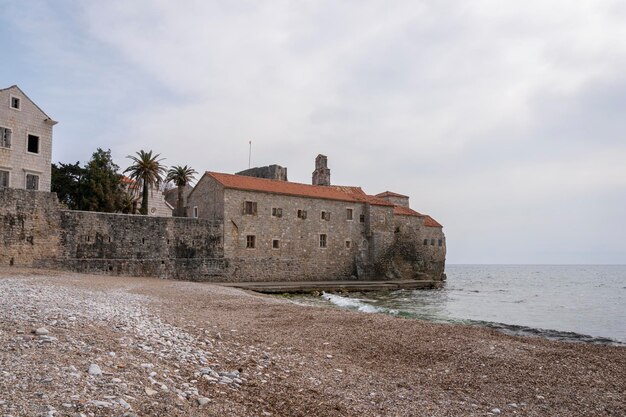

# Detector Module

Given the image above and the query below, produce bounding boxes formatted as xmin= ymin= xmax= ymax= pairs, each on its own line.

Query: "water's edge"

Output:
xmin=287 ymin=292 xmax=624 ymax=346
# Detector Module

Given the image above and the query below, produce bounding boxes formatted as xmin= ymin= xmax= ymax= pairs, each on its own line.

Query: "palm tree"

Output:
xmin=166 ymin=165 xmax=197 ymax=217
xmin=124 ymin=150 xmax=167 ymax=215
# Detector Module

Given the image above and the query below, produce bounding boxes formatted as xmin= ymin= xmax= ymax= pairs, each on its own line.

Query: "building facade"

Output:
xmin=187 ymin=156 xmax=446 ymax=281
xmin=0 ymin=85 xmax=57 ymax=192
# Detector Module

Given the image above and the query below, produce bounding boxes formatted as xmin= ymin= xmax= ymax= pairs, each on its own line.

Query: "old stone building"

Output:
xmin=0 ymin=85 xmax=57 ymax=192
xmin=187 ymin=155 xmax=446 ymax=281
xmin=1 ymin=154 xmax=445 ymax=282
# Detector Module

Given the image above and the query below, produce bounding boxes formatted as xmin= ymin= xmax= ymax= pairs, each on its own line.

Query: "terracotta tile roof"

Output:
xmin=393 ymin=205 xmax=443 ymax=227
xmin=424 ymin=215 xmax=443 ymax=228
xmin=376 ymin=191 xmax=409 ymax=199
xmin=206 ymin=172 xmax=394 ymax=206
xmin=393 ymin=206 xmax=424 ymax=217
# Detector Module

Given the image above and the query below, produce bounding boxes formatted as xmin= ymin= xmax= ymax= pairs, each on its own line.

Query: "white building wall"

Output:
xmin=0 ymin=86 xmax=55 ymax=192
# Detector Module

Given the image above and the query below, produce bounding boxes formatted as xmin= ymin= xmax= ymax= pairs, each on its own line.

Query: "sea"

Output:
xmin=297 ymin=265 xmax=626 ymax=345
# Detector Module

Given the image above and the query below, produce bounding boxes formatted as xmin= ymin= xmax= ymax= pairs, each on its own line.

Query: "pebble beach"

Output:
xmin=0 ymin=268 xmax=624 ymax=416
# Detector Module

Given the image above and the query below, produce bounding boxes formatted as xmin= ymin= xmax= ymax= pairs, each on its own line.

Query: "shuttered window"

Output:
xmin=243 ymin=201 xmax=257 ymax=215
xmin=0 ymin=170 xmax=9 ymax=187
xmin=26 ymin=174 xmax=39 ymax=190
xmin=0 ymin=127 xmax=11 ymax=148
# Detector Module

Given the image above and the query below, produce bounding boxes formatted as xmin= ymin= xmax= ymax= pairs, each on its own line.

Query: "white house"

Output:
xmin=0 ymin=85 xmax=57 ymax=191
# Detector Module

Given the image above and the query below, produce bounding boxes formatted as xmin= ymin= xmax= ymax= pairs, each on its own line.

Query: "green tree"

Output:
xmin=80 ymin=148 xmax=125 ymax=212
xmin=166 ymin=165 xmax=197 ymax=217
xmin=124 ymin=150 xmax=167 ymax=215
xmin=51 ymin=161 xmax=84 ymax=209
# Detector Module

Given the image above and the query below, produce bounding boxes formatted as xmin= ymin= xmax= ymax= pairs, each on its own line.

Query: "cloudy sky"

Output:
xmin=2 ymin=0 xmax=625 ymax=264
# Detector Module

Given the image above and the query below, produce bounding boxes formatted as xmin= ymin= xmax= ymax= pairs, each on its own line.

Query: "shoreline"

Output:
xmin=291 ymin=291 xmax=626 ymax=346
xmin=1 ymin=268 xmax=625 ymax=416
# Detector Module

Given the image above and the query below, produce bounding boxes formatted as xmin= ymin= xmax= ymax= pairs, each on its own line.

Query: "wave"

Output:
xmin=321 ymin=292 xmax=396 ymax=314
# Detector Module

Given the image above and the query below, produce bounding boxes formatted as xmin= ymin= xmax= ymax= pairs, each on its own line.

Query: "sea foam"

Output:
xmin=322 ymin=292 xmax=393 ymax=314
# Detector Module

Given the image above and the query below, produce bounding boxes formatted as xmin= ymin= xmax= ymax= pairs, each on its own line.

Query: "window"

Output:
xmin=272 ymin=207 xmax=283 ymax=218
xmin=26 ymin=173 xmax=39 ymax=190
xmin=243 ymin=201 xmax=257 ymax=215
xmin=10 ymin=96 xmax=20 ymax=110
xmin=193 ymin=206 xmax=198 ymax=218
xmin=345 ymin=240 xmax=351 ymax=249
xmin=359 ymin=214 xmax=365 ymax=223
xmin=321 ymin=211 xmax=330 ymax=221
xmin=27 ymin=135 xmax=40 ymax=154
xmin=297 ymin=209 xmax=307 ymax=219
xmin=438 ymin=239 xmax=443 ymax=247
xmin=430 ymin=238 xmax=435 ymax=246
xmin=0 ymin=127 xmax=11 ymax=148
xmin=319 ymin=234 xmax=327 ymax=248
xmin=0 ymin=170 xmax=8 ymax=188
xmin=346 ymin=208 xmax=353 ymax=220
xmin=246 ymin=235 xmax=256 ymax=249
xmin=423 ymin=239 xmax=428 ymax=246
xmin=272 ymin=239 xmax=280 ymax=249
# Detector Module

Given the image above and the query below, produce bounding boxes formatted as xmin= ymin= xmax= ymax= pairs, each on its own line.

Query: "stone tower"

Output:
xmin=312 ymin=154 xmax=331 ymax=186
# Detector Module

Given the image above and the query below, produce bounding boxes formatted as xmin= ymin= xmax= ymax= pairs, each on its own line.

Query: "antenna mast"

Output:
xmin=248 ymin=140 xmax=252 ymax=168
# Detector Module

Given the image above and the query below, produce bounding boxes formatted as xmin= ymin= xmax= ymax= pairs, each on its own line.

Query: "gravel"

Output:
xmin=0 ymin=267 xmax=624 ymax=416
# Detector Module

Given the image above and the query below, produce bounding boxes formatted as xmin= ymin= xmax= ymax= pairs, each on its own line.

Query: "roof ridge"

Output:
xmin=206 ymin=171 xmax=395 ymax=206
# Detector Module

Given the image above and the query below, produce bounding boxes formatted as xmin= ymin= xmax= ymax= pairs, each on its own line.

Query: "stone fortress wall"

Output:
xmin=1 ymin=186 xmax=446 ymax=282
xmin=1 ymin=188 xmax=228 ymax=281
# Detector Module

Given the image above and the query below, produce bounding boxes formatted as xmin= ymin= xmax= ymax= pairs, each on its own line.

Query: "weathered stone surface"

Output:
xmin=1 ymin=181 xmax=446 ymax=282
xmin=236 ymin=165 xmax=288 ymax=181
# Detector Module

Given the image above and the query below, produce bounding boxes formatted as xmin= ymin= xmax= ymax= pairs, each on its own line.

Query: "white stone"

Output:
xmin=88 ymin=364 xmax=102 ymax=377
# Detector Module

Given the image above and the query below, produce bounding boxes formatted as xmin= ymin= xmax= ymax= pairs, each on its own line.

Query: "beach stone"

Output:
xmin=34 ymin=328 xmax=49 ymax=336
xmin=491 ymin=408 xmax=501 ymax=414
xmin=145 ymin=388 xmax=158 ymax=396
xmin=118 ymin=398 xmax=131 ymax=409
xmin=219 ymin=377 xmax=233 ymax=384
xmin=197 ymin=397 xmax=210 ymax=406
xmin=88 ymin=364 xmax=102 ymax=377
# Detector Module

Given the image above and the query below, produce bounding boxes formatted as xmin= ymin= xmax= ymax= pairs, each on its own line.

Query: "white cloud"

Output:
xmin=5 ymin=0 xmax=626 ymax=262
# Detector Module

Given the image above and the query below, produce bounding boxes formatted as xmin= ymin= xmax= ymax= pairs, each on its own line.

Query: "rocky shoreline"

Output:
xmin=1 ymin=268 xmax=624 ymax=416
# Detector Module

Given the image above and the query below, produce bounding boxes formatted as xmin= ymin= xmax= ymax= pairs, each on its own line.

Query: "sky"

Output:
xmin=1 ymin=0 xmax=625 ymax=264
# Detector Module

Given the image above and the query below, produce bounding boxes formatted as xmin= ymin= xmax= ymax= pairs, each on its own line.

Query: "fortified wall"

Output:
xmin=1 ymin=188 xmax=227 ymax=281
xmin=1 ymin=188 xmax=445 ymax=282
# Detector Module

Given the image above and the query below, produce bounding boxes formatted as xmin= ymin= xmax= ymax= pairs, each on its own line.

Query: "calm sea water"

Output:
xmin=303 ymin=265 xmax=626 ymax=344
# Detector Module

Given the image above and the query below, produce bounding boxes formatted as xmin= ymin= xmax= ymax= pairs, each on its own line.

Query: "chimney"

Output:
xmin=312 ymin=154 xmax=331 ymax=186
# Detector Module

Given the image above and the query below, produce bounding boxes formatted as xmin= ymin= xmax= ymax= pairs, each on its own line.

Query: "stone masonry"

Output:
xmin=187 ymin=166 xmax=446 ymax=282
xmin=1 ymin=188 xmax=227 ymax=281
xmin=1 ymin=161 xmax=446 ymax=283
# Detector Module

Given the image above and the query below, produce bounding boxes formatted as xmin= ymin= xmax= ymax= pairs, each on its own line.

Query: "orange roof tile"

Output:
xmin=376 ymin=191 xmax=409 ymax=199
xmin=207 ymin=172 xmax=394 ymax=206
xmin=424 ymin=215 xmax=443 ymax=228
xmin=393 ymin=206 xmax=424 ymax=217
